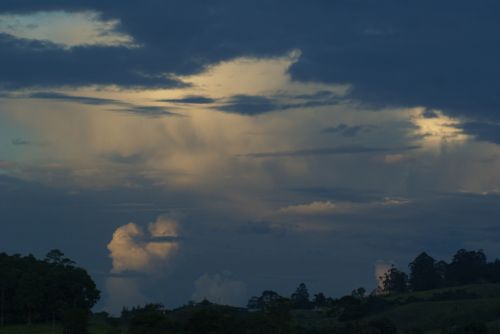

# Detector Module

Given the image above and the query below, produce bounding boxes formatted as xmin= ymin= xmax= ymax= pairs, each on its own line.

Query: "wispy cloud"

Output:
xmin=27 ymin=91 xmax=125 ymax=106
xmin=26 ymin=91 xmax=179 ymax=117
xmin=323 ymin=124 xmax=375 ymax=137
xmin=278 ymin=198 xmax=410 ymax=215
xmin=215 ymin=93 xmax=343 ymax=115
xmin=244 ymin=145 xmax=420 ymax=158
xmin=158 ymin=95 xmax=217 ymax=104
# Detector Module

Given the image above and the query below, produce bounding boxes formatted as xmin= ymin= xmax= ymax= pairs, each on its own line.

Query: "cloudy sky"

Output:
xmin=1 ymin=1 xmax=500 ymax=313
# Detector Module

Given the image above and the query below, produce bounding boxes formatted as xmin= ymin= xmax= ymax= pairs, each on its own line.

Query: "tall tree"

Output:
xmin=409 ymin=252 xmax=441 ymax=291
xmin=446 ymin=249 xmax=487 ymax=285
xmin=0 ymin=251 xmax=100 ymax=328
xmin=380 ymin=266 xmax=408 ymax=294
xmin=45 ymin=249 xmax=75 ymax=266
xmin=291 ymin=283 xmax=310 ymax=309
xmin=351 ymin=287 xmax=366 ymax=299
xmin=313 ymin=293 xmax=327 ymax=307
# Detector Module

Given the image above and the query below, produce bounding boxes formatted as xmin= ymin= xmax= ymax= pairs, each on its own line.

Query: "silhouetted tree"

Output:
xmin=247 ymin=290 xmax=284 ymax=311
xmin=0 ymin=251 xmax=99 ymax=328
xmin=409 ymin=252 xmax=442 ymax=291
xmin=351 ymin=287 xmax=366 ymax=299
xmin=486 ymin=259 xmax=500 ymax=283
xmin=45 ymin=249 xmax=75 ymax=266
xmin=16 ymin=269 xmax=44 ymax=324
xmin=380 ymin=266 xmax=408 ymax=294
xmin=435 ymin=260 xmax=449 ymax=283
xmin=291 ymin=283 xmax=310 ymax=309
xmin=445 ymin=249 xmax=487 ymax=285
xmin=313 ymin=293 xmax=327 ymax=307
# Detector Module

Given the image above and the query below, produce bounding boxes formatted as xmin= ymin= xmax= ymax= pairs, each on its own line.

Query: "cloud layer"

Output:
xmin=1 ymin=0 xmax=500 ymax=312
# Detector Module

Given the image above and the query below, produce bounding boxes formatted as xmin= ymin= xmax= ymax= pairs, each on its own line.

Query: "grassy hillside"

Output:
xmin=2 ymin=284 xmax=500 ymax=333
xmin=365 ymin=284 xmax=500 ymax=332
xmin=285 ymin=283 xmax=500 ymax=333
xmin=0 ymin=324 xmax=112 ymax=334
xmin=0 ymin=322 xmax=120 ymax=334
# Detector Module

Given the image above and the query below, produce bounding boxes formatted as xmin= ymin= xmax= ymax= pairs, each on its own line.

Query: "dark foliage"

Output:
xmin=62 ymin=308 xmax=89 ymax=334
xmin=312 ymin=293 xmax=327 ymax=307
xmin=380 ymin=266 xmax=408 ymax=294
xmin=403 ymin=249 xmax=500 ymax=292
xmin=0 ymin=250 xmax=100 ymax=328
xmin=409 ymin=252 xmax=442 ymax=291
xmin=291 ymin=283 xmax=311 ymax=309
xmin=247 ymin=290 xmax=285 ymax=311
xmin=128 ymin=307 xmax=175 ymax=334
xmin=445 ymin=249 xmax=487 ymax=285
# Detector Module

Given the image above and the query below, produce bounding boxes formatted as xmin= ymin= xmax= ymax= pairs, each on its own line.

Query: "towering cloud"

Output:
xmin=107 ymin=216 xmax=180 ymax=273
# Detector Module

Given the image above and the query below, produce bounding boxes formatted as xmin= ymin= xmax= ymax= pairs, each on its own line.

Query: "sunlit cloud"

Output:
xmin=1 ymin=1 xmax=500 ymax=312
xmin=175 ymin=49 xmax=350 ymax=100
xmin=2 ymin=50 xmax=499 ymax=207
xmin=410 ymin=108 xmax=469 ymax=152
xmin=278 ymin=198 xmax=410 ymax=216
xmin=0 ymin=11 xmax=135 ymax=48
xmin=107 ymin=216 xmax=180 ymax=273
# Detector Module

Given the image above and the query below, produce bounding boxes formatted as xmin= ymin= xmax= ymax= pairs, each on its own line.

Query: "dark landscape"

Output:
xmin=2 ymin=248 xmax=500 ymax=333
xmin=1 ymin=1 xmax=500 ymax=333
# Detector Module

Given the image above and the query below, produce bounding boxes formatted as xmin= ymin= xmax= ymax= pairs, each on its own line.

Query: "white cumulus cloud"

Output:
xmin=107 ymin=216 xmax=179 ymax=273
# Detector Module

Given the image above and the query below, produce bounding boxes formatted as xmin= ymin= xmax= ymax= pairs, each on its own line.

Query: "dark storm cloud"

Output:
xmin=118 ymin=106 xmax=180 ymax=117
xmin=216 ymin=93 xmax=342 ymax=115
xmin=24 ymin=91 xmax=178 ymax=117
xmin=288 ymin=187 xmax=381 ymax=203
xmin=286 ymin=1 xmax=500 ymax=123
xmin=0 ymin=33 xmax=184 ymax=90
xmin=323 ymin=124 xmax=374 ymax=137
xmin=245 ymin=145 xmax=419 ymax=158
xmin=159 ymin=96 xmax=217 ymax=104
xmin=3 ymin=0 xmax=499 ymax=129
xmin=293 ymin=91 xmax=337 ymax=100
xmin=28 ymin=92 xmax=123 ymax=106
xmin=217 ymin=95 xmax=279 ymax=115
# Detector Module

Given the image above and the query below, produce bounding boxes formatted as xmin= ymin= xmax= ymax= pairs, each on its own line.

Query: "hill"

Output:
xmin=2 ymin=284 xmax=500 ymax=333
xmin=365 ymin=284 xmax=500 ymax=333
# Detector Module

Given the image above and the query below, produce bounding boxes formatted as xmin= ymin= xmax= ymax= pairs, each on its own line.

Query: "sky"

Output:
xmin=1 ymin=0 xmax=500 ymax=313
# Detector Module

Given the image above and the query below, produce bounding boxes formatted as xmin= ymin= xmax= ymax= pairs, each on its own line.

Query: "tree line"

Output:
xmin=380 ymin=248 xmax=500 ymax=294
xmin=0 ymin=250 xmax=100 ymax=333
xmin=2 ymin=248 xmax=500 ymax=333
